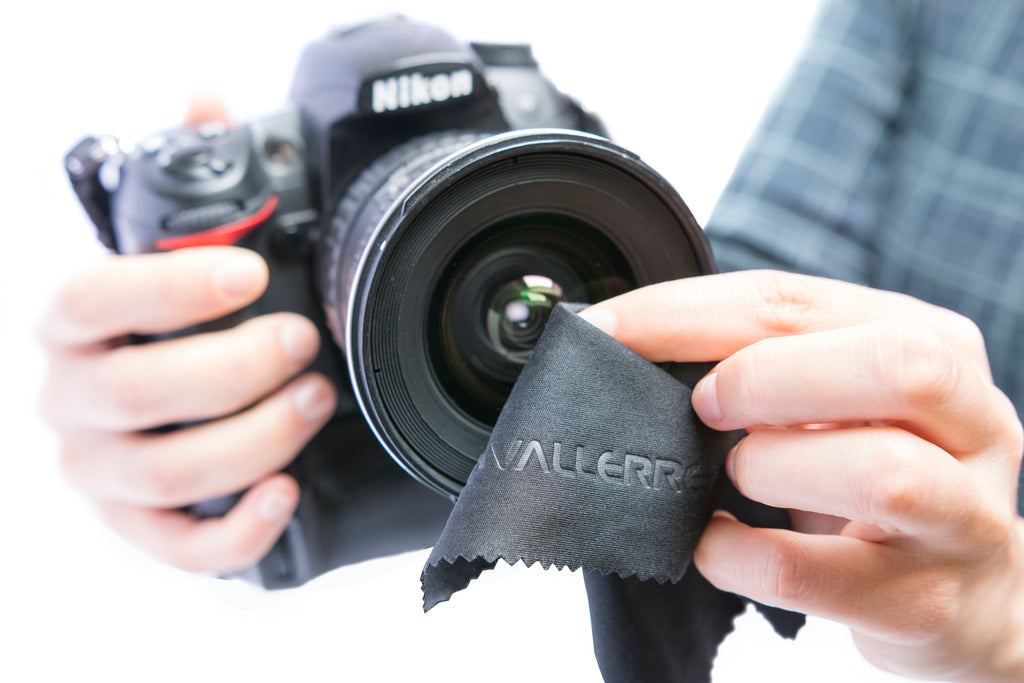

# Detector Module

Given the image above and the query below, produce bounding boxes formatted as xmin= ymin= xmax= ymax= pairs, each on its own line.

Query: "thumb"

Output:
xmin=183 ymin=88 xmax=231 ymax=127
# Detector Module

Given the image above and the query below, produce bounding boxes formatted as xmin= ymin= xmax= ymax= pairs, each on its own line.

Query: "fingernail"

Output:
xmin=710 ymin=509 xmax=737 ymax=523
xmin=724 ymin=445 xmax=738 ymax=484
xmin=258 ymin=490 xmax=295 ymax=522
xmin=213 ymin=255 xmax=266 ymax=300
xmin=693 ymin=372 xmax=723 ymax=423
xmin=280 ymin=319 xmax=318 ymax=364
xmin=293 ymin=378 xmax=335 ymax=423
xmin=578 ymin=307 xmax=617 ymax=337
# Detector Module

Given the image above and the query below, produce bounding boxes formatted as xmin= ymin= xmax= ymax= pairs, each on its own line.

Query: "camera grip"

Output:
xmin=146 ymin=259 xmax=345 ymax=588
xmin=120 ymin=175 xmax=343 ymax=586
xmin=140 ymin=308 xmax=269 ymax=518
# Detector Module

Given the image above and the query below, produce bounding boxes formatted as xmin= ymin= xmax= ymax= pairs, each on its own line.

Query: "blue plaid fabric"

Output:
xmin=705 ymin=0 xmax=1024 ymax=510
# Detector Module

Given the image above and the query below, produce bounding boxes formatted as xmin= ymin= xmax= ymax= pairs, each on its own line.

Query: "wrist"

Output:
xmin=971 ymin=516 xmax=1024 ymax=682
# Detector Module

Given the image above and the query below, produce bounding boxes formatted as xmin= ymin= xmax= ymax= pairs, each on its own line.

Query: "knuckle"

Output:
xmin=211 ymin=316 xmax=299 ymax=394
xmin=147 ymin=252 xmax=208 ymax=313
xmin=56 ymin=440 xmax=86 ymax=489
xmin=159 ymin=271 xmax=213 ymax=317
xmin=47 ymin=273 xmax=101 ymax=338
xmin=876 ymin=322 xmax=960 ymax=410
xmin=97 ymin=351 xmax=153 ymax=426
xmin=908 ymin=571 xmax=961 ymax=638
xmin=975 ymin=506 xmax=1016 ymax=550
xmin=36 ymin=372 xmax=60 ymax=428
xmin=130 ymin=456 xmax=197 ymax=507
xmin=762 ymin=540 xmax=812 ymax=605
xmin=726 ymin=349 xmax=773 ymax=419
xmin=870 ymin=465 xmax=922 ymax=526
xmin=1007 ymin=418 xmax=1024 ymax=465
xmin=956 ymin=485 xmax=1016 ymax=552
xmin=727 ymin=435 xmax=762 ymax=495
xmin=749 ymin=271 xmax=820 ymax=337
xmin=942 ymin=309 xmax=987 ymax=355
xmin=233 ymin=317 xmax=290 ymax=373
xmin=993 ymin=393 xmax=1024 ymax=465
xmin=215 ymin=533 xmax=262 ymax=574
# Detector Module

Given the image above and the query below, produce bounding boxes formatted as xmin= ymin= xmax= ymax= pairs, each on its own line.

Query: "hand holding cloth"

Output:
xmin=422 ymin=302 xmax=802 ymax=682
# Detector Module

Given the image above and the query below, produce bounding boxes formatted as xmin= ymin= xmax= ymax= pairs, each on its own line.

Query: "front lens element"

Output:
xmin=488 ymin=274 xmax=562 ymax=359
xmin=430 ymin=213 xmax=632 ymax=424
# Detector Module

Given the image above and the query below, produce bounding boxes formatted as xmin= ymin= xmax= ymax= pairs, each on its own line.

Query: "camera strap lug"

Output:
xmin=65 ymin=135 xmax=121 ymax=251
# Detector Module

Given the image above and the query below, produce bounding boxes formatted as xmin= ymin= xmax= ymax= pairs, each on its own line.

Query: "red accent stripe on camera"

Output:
xmin=154 ymin=193 xmax=280 ymax=250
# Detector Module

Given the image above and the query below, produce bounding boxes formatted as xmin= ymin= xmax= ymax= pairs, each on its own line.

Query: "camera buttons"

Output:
xmin=198 ymin=121 xmax=228 ymax=139
xmin=158 ymin=144 xmax=232 ymax=180
xmin=139 ymin=134 xmax=167 ymax=155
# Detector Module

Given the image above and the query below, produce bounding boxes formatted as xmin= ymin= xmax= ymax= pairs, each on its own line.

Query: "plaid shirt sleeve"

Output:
xmin=706 ymin=0 xmax=919 ymax=282
xmin=704 ymin=0 xmax=1024 ymax=510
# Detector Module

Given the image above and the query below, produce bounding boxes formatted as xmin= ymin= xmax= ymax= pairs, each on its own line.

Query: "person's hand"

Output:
xmin=37 ymin=247 xmax=337 ymax=574
xmin=37 ymin=95 xmax=337 ymax=574
xmin=580 ymin=270 xmax=1024 ymax=682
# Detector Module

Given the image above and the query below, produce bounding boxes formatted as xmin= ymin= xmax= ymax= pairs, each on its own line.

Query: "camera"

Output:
xmin=66 ymin=17 xmax=715 ymax=588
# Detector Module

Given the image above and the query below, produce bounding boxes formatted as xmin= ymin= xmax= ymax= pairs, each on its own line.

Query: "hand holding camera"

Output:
xmin=49 ymin=17 xmax=713 ymax=586
xmin=36 ymin=243 xmax=337 ymax=573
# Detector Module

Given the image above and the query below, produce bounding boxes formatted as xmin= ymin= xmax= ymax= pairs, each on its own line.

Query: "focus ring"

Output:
xmin=318 ymin=131 xmax=491 ymax=353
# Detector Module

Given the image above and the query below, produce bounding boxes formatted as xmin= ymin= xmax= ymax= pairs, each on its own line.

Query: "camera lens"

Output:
xmin=319 ymin=130 xmax=713 ymax=498
xmin=431 ymin=213 xmax=630 ymax=424
xmin=489 ymin=274 xmax=562 ymax=359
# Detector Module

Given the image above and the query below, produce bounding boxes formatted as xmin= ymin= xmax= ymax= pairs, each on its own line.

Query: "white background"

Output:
xmin=1 ymin=2 xmax=918 ymax=681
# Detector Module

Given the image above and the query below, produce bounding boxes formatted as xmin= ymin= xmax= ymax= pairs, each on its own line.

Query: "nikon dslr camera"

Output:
xmin=66 ymin=17 xmax=713 ymax=588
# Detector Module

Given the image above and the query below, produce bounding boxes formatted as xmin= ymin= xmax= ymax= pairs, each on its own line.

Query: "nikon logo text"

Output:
xmin=371 ymin=69 xmax=474 ymax=113
xmin=490 ymin=439 xmax=708 ymax=493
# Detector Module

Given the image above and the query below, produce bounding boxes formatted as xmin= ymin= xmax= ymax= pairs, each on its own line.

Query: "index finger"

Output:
xmin=37 ymin=247 xmax=268 ymax=349
xmin=580 ymin=270 xmax=991 ymax=376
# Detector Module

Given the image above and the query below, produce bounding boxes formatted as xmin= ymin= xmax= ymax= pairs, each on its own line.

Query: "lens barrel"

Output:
xmin=319 ymin=129 xmax=713 ymax=498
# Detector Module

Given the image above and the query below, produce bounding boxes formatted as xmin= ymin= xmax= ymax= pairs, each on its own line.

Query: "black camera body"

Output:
xmin=67 ymin=17 xmax=714 ymax=589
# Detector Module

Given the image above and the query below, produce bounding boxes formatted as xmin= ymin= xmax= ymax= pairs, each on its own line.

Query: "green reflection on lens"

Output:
xmin=486 ymin=275 xmax=564 ymax=362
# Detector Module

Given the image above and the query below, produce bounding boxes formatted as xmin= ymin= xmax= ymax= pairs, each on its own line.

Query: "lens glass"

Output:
xmin=429 ymin=213 xmax=633 ymax=424
xmin=487 ymin=274 xmax=563 ymax=362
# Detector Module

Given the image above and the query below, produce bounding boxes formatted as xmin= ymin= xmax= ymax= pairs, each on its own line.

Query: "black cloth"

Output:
xmin=584 ymin=479 xmax=806 ymax=682
xmin=421 ymin=303 xmax=803 ymax=681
